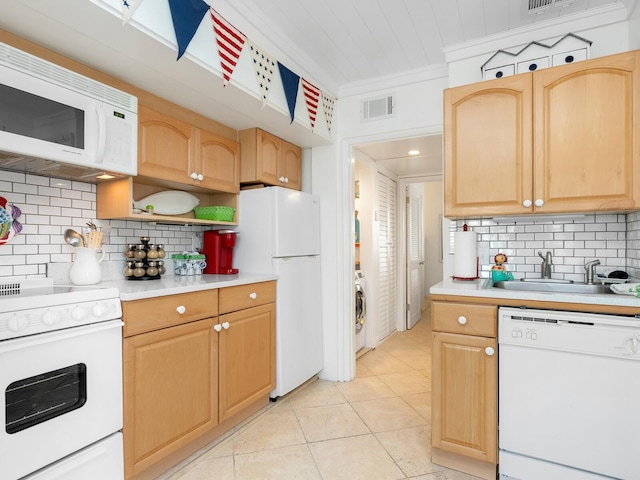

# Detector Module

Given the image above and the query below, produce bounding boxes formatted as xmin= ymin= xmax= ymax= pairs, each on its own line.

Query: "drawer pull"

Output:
xmin=457 ymin=316 xmax=467 ymax=325
xmin=213 ymin=324 xmax=222 ymax=332
xmin=222 ymin=321 xmax=230 ymax=330
xmin=485 ymin=347 xmax=495 ymax=356
xmin=249 ymin=292 xmax=257 ymax=300
xmin=176 ymin=305 xmax=186 ymax=314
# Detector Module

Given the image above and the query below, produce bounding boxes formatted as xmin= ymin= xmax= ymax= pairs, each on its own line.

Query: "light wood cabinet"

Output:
xmin=138 ymin=106 xmax=239 ymax=193
xmin=445 ymin=50 xmax=640 ymax=218
xmin=239 ymin=128 xmax=302 ymax=190
xmin=121 ymin=282 xmax=276 ymax=480
xmin=431 ymin=301 xmax=497 ymax=479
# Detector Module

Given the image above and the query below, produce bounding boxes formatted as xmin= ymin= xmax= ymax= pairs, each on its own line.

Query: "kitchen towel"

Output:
xmin=453 ymin=228 xmax=477 ymax=278
xmin=610 ymin=283 xmax=640 ymax=297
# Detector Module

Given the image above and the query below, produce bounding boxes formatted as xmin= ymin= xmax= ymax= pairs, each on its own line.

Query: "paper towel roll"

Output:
xmin=454 ymin=230 xmax=477 ymax=278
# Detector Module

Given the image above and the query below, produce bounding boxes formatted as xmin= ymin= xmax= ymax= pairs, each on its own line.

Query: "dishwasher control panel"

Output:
xmin=498 ymin=307 xmax=640 ymax=359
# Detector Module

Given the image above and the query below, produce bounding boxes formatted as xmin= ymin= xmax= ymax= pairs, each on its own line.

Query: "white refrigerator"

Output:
xmin=233 ymin=187 xmax=322 ymax=398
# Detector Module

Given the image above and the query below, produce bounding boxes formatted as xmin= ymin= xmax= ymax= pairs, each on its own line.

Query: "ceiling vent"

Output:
xmin=527 ymin=0 xmax=578 ymax=15
xmin=362 ymin=94 xmax=395 ymax=121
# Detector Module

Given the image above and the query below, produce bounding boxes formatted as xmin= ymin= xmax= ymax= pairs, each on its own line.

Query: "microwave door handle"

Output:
xmin=95 ymin=103 xmax=107 ymax=162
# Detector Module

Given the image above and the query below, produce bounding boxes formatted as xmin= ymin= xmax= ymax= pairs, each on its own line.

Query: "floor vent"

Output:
xmin=362 ymin=95 xmax=394 ymax=121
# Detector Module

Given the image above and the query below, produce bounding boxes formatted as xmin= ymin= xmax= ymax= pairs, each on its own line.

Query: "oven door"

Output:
xmin=0 ymin=320 xmax=123 ymax=480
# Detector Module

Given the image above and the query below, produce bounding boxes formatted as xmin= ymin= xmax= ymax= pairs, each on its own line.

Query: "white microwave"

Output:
xmin=0 ymin=41 xmax=137 ymax=181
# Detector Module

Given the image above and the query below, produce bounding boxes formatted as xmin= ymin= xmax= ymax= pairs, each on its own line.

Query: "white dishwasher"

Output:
xmin=498 ymin=307 xmax=640 ymax=480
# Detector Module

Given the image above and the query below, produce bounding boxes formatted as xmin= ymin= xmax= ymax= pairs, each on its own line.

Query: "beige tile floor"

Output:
xmin=161 ymin=306 xmax=482 ymax=480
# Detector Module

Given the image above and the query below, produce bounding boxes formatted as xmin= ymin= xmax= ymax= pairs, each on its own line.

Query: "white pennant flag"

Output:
xmin=321 ymin=91 xmax=336 ymax=135
xmin=248 ymin=40 xmax=277 ymax=107
xmin=120 ymin=0 xmax=144 ymax=25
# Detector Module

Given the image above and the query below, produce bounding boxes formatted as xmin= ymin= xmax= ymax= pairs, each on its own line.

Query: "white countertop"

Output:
xmin=430 ymin=278 xmax=640 ymax=310
xmin=100 ymin=273 xmax=277 ymax=301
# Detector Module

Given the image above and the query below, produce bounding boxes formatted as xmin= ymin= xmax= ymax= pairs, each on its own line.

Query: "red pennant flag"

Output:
xmin=210 ymin=7 xmax=246 ymax=86
xmin=302 ymin=78 xmax=320 ymax=131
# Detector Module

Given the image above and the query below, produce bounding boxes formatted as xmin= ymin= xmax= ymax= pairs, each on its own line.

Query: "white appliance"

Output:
xmin=0 ymin=278 xmax=124 ymax=480
xmin=0 ymin=41 xmax=137 ymax=180
xmin=498 ymin=307 xmax=640 ymax=480
xmin=233 ymin=187 xmax=322 ymax=398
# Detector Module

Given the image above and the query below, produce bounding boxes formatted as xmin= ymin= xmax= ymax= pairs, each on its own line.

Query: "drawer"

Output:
xmin=122 ymin=290 xmax=218 ymax=337
xmin=432 ymin=301 xmax=496 ymax=337
xmin=219 ymin=281 xmax=276 ymax=314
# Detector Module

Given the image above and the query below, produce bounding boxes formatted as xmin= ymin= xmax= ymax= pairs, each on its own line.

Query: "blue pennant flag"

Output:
xmin=168 ymin=0 xmax=210 ymax=60
xmin=278 ymin=62 xmax=300 ymax=124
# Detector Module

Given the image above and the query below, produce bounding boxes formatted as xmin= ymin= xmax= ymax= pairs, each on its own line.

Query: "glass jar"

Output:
xmin=146 ymin=261 xmax=158 ymax=277
xmin=123 ymin=261 xmax=134 ymax=277
xmin=157 ymin=261 xmax=166 ymax=275
xmin=147 ymin=244 xmax=159 ymax=259
xmin=125 ymin=244 xmax=136 ymax=258
xmin=134 ymin=245 xmax=146 ymax=259
xmin=157 ymin=244 xmax=166 ymax=259
xmin=133 ymin=261 xmax=146 ymax=277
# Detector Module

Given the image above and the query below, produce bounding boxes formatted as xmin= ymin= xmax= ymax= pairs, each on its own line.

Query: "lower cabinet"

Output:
xmin=121 ymin=282 xmax=276 ymax=479
xmin=431 ymin=301 xmax=497 ymax=480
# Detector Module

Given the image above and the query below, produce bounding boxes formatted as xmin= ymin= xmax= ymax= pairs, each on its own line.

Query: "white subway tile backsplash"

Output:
xmin=0 ymin=170 xmax=211 ymax=280
xmin=457 ymin=211 xmax=640 ymax=281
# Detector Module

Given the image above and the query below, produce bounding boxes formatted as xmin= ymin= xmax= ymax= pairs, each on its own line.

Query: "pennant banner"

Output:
xmin=302 ymin=78 xmax=320 ymax=131
xmin=322 ymin=91 xmax=336 ymax=135
xmin=278 ymin=62 xmax=300 ymax=124
xmin=168 ymin=0 xmax=210 ymax=60
xmin=120 ymin=0 xmax=144 ymax=25
xmin=210 ymin=8 xmax=246 ymax=86
xmin=248 ymin=41 xmax=277 ymax=107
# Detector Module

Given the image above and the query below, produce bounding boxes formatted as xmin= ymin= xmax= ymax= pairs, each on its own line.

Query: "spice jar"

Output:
xmin=133 ymin=261 xmax=146 ymax=277
xmin=123 ymin=261 xmax=134 ymax=277
xmin=146 ymin=261 xmax=158 ymax=277
xmin=134 ymin=244 xmax=146 ymax=260
xmin=157 ymin=244 xmax=166 ymax=259
xmin=125 ymin=244 xmax=136 ymax=258
xmin=147 ymin=244 xmax=159 ymax=259
xmin=157 ymin=260 xmax=166 ymax=275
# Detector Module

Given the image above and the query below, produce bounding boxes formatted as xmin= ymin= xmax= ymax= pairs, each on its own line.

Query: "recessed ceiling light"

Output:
xmin=408 ymin=150 xmax=420 ymax=156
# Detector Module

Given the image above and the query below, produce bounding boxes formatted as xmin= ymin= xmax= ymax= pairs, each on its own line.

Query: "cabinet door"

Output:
xmin=138 ymin=105 xmax=194 ymax=182
xmin=255 ymin=129 xmax=282 ymax=186
xmin=218 ymin=303 xmax=275 ymax=421
xmin=533 ymin=51 xmax=639 ymax=212
xmin=196 ymin=129 xmax=240 ymax=193
xmin=280 ymin=140 xmax=302 ymax=190
xmin=123 ymin=318 xmax=218 ymax=478
xmin=444 ymin=74 xmax=533 ymax=217
xmin=431 ymin=331 xmax=497 ymax=463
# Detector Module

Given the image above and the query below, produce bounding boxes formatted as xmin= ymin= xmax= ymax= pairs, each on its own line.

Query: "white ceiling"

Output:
xmin=0 ymin=0 xmax=636 ymax=178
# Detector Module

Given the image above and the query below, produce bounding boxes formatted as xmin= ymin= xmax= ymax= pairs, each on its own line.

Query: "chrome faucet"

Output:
xmin=538 ymin=251 xmax=553 ymax=279
xmin=584 ymin=259 xmax=601 ymax=285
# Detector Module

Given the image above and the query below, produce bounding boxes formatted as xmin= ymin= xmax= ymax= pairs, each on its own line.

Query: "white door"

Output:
xmin=376 ymin=172 xmax=397 ymax=342
xmin=406 ymin=186 xmax=423 ymax=329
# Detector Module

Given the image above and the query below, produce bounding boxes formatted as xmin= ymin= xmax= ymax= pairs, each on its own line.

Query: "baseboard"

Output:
xmin=432 ymin=447 xmax=496 ymax=480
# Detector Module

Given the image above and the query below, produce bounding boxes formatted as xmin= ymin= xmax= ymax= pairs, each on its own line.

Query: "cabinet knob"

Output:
xmin=214 ymin=324 xmax=222 ymax=332
xmin=190 ymin=172 xmax=198 ymax=180
xmin=222 ymin=321 xmax=230 ymax=330
xmin=457 ymin=315 xmax=467 ymax=325
xmin=197 ymin=173 xmax=204 ymax=181
xmin=284 ymin=177 xmax=289 ymax=183
xmin=485 ymin=347 xmax=495 ymax=356
xmin=278 ymin=176 xmax=286 ymax=183
xmin=523 ymin=199 xmax=532 ymax=208
xmin=249 ymin=292 xmax=257 ymax=300
xmin=534 ymin=198 xmax=544 ymax=207
xmin=176 ymin=305 xmax=186 ymax=314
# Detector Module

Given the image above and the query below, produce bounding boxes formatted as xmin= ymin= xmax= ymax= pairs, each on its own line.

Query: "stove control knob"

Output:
xmin=71 ymin=306 xmax=87 ymax=322
xmin=42 ymin=310 xmax=61 ymax=326
xmin=92 ymin=303 xmax=107 ymax=318
xmin=7 ymin=313 xmax=28 ymax=332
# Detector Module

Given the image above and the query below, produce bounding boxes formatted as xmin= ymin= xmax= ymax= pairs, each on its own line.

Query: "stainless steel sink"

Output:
xmin=492 ymin=280 xmax=613 ymax=294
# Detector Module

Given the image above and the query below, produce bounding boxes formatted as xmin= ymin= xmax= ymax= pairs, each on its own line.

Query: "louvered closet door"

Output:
xmin=376 ymin=172 xmax=397 ymax=342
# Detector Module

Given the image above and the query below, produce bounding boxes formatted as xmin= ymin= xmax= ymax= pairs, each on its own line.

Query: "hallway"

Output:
xmin=162 ymin=307 xmax=481 ymax=479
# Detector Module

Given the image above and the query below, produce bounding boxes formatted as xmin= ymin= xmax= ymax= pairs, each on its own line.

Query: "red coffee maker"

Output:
xmin=201 ymin=230 xmax=239 ymax=274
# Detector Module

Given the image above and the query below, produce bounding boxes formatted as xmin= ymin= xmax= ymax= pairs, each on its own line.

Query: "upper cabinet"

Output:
xmin=239 ymin=128 xmax=302 ymax=191
xmin=138 ymin=106 xmax=239 ymax=194
xmin=444 ymin=50 xmax=640 ymax=218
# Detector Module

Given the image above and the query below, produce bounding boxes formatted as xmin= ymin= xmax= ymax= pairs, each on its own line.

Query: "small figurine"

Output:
xmin=491 ymin=253 xmax=514 ymax=281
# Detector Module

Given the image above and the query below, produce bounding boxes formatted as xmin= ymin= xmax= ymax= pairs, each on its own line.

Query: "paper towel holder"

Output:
xmin=452 ymin=224 xmax=479 ymax=281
